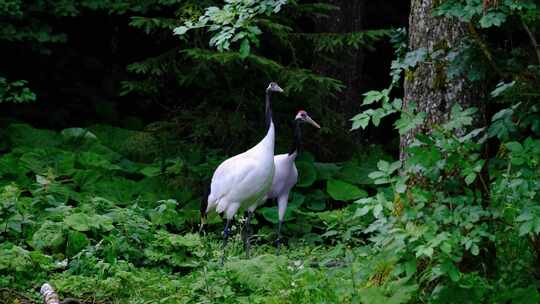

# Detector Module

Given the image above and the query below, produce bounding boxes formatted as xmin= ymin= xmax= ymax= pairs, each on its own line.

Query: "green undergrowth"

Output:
xmin=0 ymin=123 xmax=403 ymax=303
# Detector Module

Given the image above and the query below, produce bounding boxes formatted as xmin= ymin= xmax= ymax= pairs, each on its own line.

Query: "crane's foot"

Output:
xmin=275 ymin=238 xmax=282 ymax=256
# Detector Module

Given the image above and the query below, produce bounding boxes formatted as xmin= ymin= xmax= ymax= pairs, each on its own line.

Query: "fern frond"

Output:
xmin=296 ymin=29 xmax=392 ymax=53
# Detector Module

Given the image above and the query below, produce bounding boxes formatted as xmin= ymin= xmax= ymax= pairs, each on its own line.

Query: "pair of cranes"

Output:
xmin=200 ymin=82 xmax=320 ymax=258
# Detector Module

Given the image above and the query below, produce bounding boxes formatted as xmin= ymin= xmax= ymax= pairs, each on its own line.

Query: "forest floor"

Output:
xmin=4 ymin=236 xmax=400 ymax=304
xmin=1 ymin=123 xmax=412 ymax=304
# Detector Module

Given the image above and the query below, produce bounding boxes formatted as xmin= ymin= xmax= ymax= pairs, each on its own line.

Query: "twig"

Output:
xmin=521 ymin=19 xmax=540 ymax=65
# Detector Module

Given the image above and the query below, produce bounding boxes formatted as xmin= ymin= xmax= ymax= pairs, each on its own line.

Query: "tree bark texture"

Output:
xmin=400 ymin=0 xmax=480 ymax=160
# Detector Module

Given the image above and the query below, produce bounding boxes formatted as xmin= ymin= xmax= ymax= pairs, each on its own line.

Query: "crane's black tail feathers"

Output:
xmin=199 ymin=186 xmax=209 ymax=235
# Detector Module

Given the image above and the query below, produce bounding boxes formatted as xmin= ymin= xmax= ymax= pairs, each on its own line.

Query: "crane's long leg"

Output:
xmin=276 ymin=220 xmax=283 ymax=255
xmin=276 ymin=196 xmax=288 ymax=255
xmin=221 ymin=218 xmax=232 ymax=265
xmin=199 ymin=211 xmax=208 ymax=235
xmin=199 ymin=187 xmax=210 ymax=235
xmin=242 ymin=211 xmax=254 ymax=258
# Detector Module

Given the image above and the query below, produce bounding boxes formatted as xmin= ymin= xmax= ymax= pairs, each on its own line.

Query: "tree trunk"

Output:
xmin=312 ymin=0 xmax=366 ymax=129
xmin=400 ymin=0 xmax=480 ymax=160
xmin=402 ymin=0 xmax=495 ymax=276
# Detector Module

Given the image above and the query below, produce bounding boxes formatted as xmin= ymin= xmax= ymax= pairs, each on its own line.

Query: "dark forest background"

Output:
xmin=0 ymin=1 xmax=408 ymax=160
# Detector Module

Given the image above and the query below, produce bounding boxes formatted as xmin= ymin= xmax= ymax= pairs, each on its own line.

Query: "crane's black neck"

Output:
xmin=265 ymin=90 xmax=273 ymax=130
xmin=288 ymin=119 xmax=302 ymax=155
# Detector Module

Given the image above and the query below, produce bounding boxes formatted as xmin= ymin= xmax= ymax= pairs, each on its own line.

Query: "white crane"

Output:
xmin=200 ymin=82 xmax=283 ymax=259
xmin=267 ymin=110 xmax=320 ymax=251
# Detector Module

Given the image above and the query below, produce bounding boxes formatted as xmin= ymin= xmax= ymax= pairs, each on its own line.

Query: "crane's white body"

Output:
xmin=267 ymin=151 xmax=298 ymax=221
xmin=206 ymin=123 xmax=275 ymax=220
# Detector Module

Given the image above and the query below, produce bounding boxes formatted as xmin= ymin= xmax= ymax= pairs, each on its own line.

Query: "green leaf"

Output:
xmin=326 ymin=179 xmax=367 ymax=201
xmin=140 ymin=165 xmax=162 ymax=177
xmin=296 ymin=161 xmax=317 ymax=187
xmin=362 ymin=90 xmax=384 ymax=105
xmin=471 ymin=244 xmax=479 ymax=256
xmin=339 ymin=163 xmax=374 ymax=185
xmin=394 ymin=112 xmax=426 ymax=135
xmin=377 ymin=160 xmax=390 ymax=172
xmin=169 ymin=233 xmax=201 ymax=248
xmin=66 ymin=230 xmax=89 ymax=256
xmin=395 ymin=181 xmax=407 ymax=193
xmin=64 ymin=213 xmax=91 ymax=232
xmin=314 ymin=162 xmax=340 ymax=180
xmin=354 ymin=206 xmax=371 ymax=217
xmin=31 ymin=221 xmax=65 ymax=251
xmin=305 ymin=190 xmax=326 ymax=211
xmin=479 ymin=12 xmax=506 ymax=28
xmin=373 ymin=204 xmax=383 ymax=218
xmin=506 ymin=141 xmax=523 ymax=153
xmin=490 ymin=81 xmax=515 ymax=97
xmin=368 ymin=171 xmax=386 ymax=179
xmin=173 ymin=26 xmax=189 ymax=35
xmin=442 ymin=260 xmax=460 ymax=282
xmin=239 ymin=38 xmax=250 ymax=59
xmin=350 ymin=113 xmax=370 ymax=130
xmin=464 ymin=172 xmax=476 ymax=185
xmin=61 ymin=128 xmax=97 ymax=140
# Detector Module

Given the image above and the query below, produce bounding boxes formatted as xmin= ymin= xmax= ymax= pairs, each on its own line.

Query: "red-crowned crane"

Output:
xmin=200 ymin=82 xmax=283 ymax=261
xmin=267 ymin=110 xmax=320 ymax=252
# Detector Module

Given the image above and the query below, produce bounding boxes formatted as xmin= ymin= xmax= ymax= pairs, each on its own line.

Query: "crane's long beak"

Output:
xmin=276 ymin=85 xmax=284 ymax=93
xmin=305 ymin=115 xmax=321 ymax=129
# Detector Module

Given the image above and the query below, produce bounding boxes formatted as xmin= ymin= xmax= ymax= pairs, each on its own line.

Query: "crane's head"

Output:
xmin=295 ymin=110 xmax=321 ymax=129
xmin=266 ymin=82 xmax=284 ymax=93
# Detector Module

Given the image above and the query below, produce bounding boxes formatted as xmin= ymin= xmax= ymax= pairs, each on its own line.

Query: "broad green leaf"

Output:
xmin=351 ymin=113 xmax=370 ymax=130
xmin=31 ymin=221 xmax=65 ymax=251
xmin=354 ymin=206 xmax=371 ymax=217
xmin=506 ymin=141 xmax=523 ymax=153
xmin=442 ymin=260 xmax=460 ymax=282
xmin=490 ymin=81 xmax=515 ymax=97
xmin=305 ymin=190 xmax=326 ymax=211
xmin=61 ymin=128 xmax=97 ymax=140
xmin=173 ymin=26 xmax=189 ymax=35
xmin=340 ymin=164 xmax=373 ymax=185
xmin=479 ymin=12 xmax=506 ymax=28
xmin=66 ymin=230 xmax=89 ymax=256
xmin=362 ymin=90 xmax=384 ymax=105
xmin=239 ymin=38 xmax=250 ymax=59
xmin=373 ymin=204 xmax=383 ymax=218
xmin=169 ymin=233 xmax=201 ymax=248
xmin=7 ymin=124 xmax=61 ymax=148
xmin=395 ymin=181 xmax=407 ymax=193
xmin=314 ymin=162 xmax=340 ymax=180
xmin=140 ymin=165 xmax=162 ymax=177
xmin=326 ymin=179 xmax=367 ymax=201
xmin=64 ymin=213 xmax=91 ymax=232
xmin=377 ymin=160 xmax=390 ymax=172
xmin=296 ymin=161 xmax=317 ymax=187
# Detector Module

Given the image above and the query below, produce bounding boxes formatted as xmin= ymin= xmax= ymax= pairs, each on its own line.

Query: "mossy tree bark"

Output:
xmin=402 ymin=0 xmax=494 ymax=275
xmin=400 ymin=0 xmax=481 ymax=160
